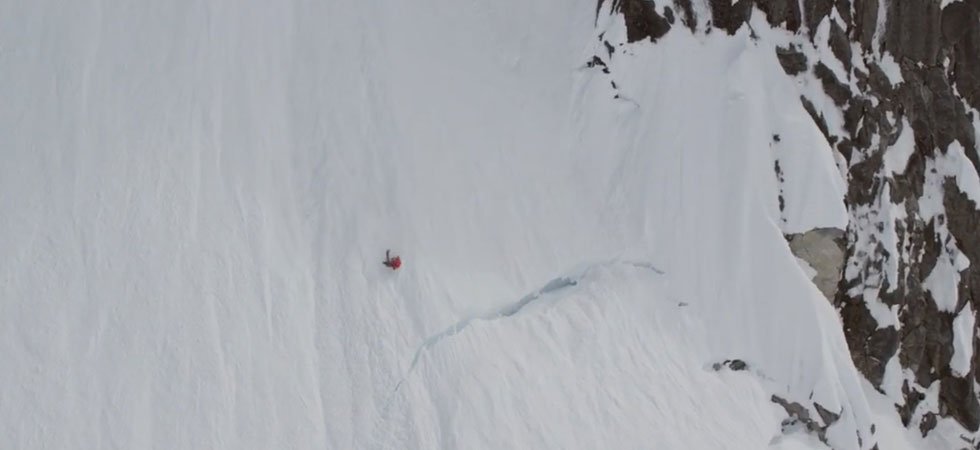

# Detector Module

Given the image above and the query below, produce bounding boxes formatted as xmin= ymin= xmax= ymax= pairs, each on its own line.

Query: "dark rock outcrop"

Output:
xmin=835 ymin=17 xmax=980 ymax=438
xmin=772 ymin=395 xmax=840 ymax=444
xmin=813 ymin=62 xmax=851 ymax=106
xmin=755 ymin=0 xmax=801 ymax=31
xmin=853 ymin=0 xmax=879 ymax=51
xmin=776 ymin=46 xmax=808 ymax=75
xmin=708 ymin=0 xmax=753 ymax=35
xmin=712 ymin=359 xmax=749 ymax=371
xmin=883 ymin=0 xmax=944 ymax=64
xmin=942 ymin=2 xmax=980 ymax=110
xmin=672 ymin=0 xmax=697 ymax=31
xmin=599 ymin=0 xmax=671 ymax=42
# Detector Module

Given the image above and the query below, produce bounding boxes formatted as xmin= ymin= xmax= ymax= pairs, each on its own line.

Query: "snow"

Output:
xmin=892 ymin=380 xmax=977 ymax=448
xmin=884 ymin=119 xmax=915 ymax=175
xmin=771 ymin=431 xmax=833 ymax=450
xmin=920 ymin=164 xmax=945 ymax=220
xmin=878 ymin=53 xmax=905 ymax=86
xmin=770 ymin=97 xmax=849 ymax=233
xmin=745 ymin=14 xmax=848 ymax=234
xmin=863 ymin=288 xmax=901 ymax=329
xmin=744 ymin=12 xmax=854 ymax=165
xmin=873 ymin=2 xmax=890 ymax=56
xmin=879 ymin=355 xmax=907 ymax=400
xmin=0 ymin=2 xmax=884 ymax=449
xmin=377 ymin=263 xmax=788 ymax=449
xmin=940 ymin=140 xmax=980 ymax=204
xmin=584 ymin=22 xmax=872 ymax=447
xmin=924 ymin=253 xmax=963 ymax=312
xmin=975 ymin=110 xmax=980 ymax=165
xmin=812 ymin=18 xmax=852 ymax=83
xmin=860 ymin=378 xmax=974 ymax=450
xmin=952 ymin=303 xmax=977 ymax=378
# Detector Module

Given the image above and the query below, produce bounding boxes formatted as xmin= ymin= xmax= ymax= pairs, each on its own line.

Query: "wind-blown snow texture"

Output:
xmin=1 ymin=0 xmax=976 ymax=449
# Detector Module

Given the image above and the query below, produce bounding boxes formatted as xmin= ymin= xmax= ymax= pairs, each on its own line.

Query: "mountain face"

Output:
xmin=602 ymin=0 xmax=980 ymax=439
xmin=2 ymin=0 xmax=978 ymax=449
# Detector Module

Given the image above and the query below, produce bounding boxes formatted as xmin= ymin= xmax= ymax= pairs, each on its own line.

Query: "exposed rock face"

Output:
xmin=776 ymin=46 xmax=809 ymax=75
xmin=787 ymin=228 xmax=847 ymax=301
xmin=602 ymin=0 xmax=980 ymax=440
xmin=772 ymin=395 xmax=841 ymax=445
xmin=598 ymin=0 xmax=671 ymax=42
xmin=777 ymin=0 xmax=979 ymax=436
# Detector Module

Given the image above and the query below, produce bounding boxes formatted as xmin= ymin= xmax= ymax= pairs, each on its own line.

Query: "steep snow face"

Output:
xmin=2 ymin=1 xmax=875 ymax=449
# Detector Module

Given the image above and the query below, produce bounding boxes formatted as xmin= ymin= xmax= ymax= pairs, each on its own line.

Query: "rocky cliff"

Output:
xmin=600 ymin=0 xmax=980 ymax=443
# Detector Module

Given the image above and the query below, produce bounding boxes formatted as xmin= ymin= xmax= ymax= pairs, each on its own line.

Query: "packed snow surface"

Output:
xmin=0 ymin=1 xmax=949 ymax=449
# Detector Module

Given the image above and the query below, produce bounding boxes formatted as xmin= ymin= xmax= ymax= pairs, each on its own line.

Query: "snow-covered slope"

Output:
xmin=1 ymin=0 xmax=970 ymax=449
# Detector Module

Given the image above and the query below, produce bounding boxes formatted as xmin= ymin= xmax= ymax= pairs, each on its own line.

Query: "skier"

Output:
xmin=382 ymin=249 xmax=402 ymax=270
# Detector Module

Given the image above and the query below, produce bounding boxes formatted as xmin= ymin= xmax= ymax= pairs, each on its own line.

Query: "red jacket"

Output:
xmin=384 ymin=255 xmax=402 ymax=270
